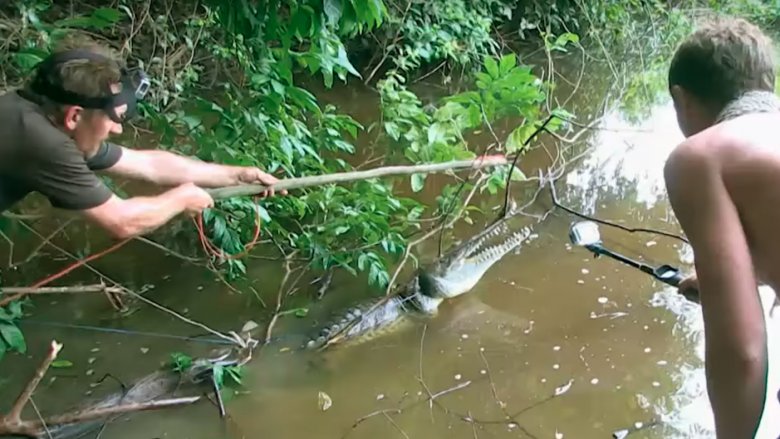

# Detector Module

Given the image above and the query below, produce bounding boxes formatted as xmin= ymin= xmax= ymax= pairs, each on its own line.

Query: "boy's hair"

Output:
xmin=25 ymin=32 xmax=123 ymax=121
xmin=669 ymin=16 xmax=776 ymax=109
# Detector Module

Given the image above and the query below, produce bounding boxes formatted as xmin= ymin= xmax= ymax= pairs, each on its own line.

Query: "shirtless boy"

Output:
xmin=664 ymin=16 xmax=780 ymax=438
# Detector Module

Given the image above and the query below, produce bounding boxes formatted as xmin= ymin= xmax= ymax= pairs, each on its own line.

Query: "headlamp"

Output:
xmin=29 ymin=49 xmax=150 ymax=123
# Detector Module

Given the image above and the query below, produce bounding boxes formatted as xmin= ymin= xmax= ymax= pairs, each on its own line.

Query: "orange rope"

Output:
xmin=0 ymin=199 xmax=264 ymax=307
xmin=193 ymin=197 xmax=263 ymax=261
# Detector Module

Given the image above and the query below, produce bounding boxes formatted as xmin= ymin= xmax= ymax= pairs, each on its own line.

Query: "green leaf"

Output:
xmin=93 ymin=7 xmax=122 ymax=24
xmin=226 ymin=366 xmax=243 ymax=385
xmin=484 ymin=57 xmax=499 ymax=79
xmin=51 ymin=360 xmax=74 ymax=369
xmin=0 ymin=338 xmax=5 ymax=363
xmin=506 ymin=123 xmax=539 ymax=153
xmin=213 ymin=364 xmax=225 ymax=389
xmin=294 ymin=308 xmax=309 ymax=318
xmin=335 ymin=44 xmax=361 ymax=78
xmin=0 ymin=323 xmax=26 ymax=354
xmin=499 ymin=54 xmax=517 ymax=75
xmin=411 ymin=174 xmax=425 ymax=192
xmin=508 ymin=166 xmax=526 ymax=182
xmin=324 ymin=0 xmax=342 ymax=26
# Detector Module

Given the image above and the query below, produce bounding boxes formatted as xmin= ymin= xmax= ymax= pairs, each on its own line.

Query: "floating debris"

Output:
xmin=508 ymin=422 xmax=519 ymax=430
xmin=577 ymin=280 xmax=585 ymax=285
xmin=90 ymin=347 xmax=100 ymax=353
xmin=480 ymin=369 xmax=487 ymax=375
xmin=376 ymin=394 xmax=385 ymax=401
xmin=643 ymin=347 xmax=651 ymax=353
xmin=646 ymin=240 xmax=657 ymax=247
xmin=318 ymin=391 xmax=332 ymax=411
xmin=590 ymin=378 xmax=599 ymax=385
xmin=554 ymin=379 xmax=574 ymax=396
xmin=555 ymin=431 xmax=564 ymax=439
xmin=86 ymin=369 xmax=94 ymax=377
xmin=454 ymin=374 xmax=462 ymax=380
xmin=553 ymin=345 xmax=561 ymax=351
xmin=140 ymin=347 xmax=149 ymax=354
xmin=656 ymin=360 xmax=668 ymax=366
xmin=553 ymin=364 xmax=560 ymax=370
xmin=88 ymin=357 xmax=97 ymax=365
xmin=613 ymin=429 xmax=629 ymax=439
xmin=242 ymin=320 xmax=259 ymax=333
xmin=597 ymin=297 xmax=608 ymax=304
xmin=461 ymin=334 xmax=469 ymax=340
xmin=652 ymin=381 xmax=660 ymax=388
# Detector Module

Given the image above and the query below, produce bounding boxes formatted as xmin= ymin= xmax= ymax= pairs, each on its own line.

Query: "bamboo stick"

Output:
xmin=206 ymin=155 xmax=508 ymax=199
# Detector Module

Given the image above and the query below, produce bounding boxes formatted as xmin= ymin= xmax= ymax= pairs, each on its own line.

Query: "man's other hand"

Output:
xmin=234 ymin=167 xmax=287 ymax=197
xmin=175 ymin=182 xmax=214 ymax=214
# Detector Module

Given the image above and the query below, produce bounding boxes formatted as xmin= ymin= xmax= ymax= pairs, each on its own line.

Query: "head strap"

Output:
xmin=29 ymin=49 xmax=149 ymax=123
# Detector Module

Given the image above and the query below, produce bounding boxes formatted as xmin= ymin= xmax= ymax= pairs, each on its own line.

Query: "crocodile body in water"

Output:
xmin=305 ymin=217 xmax=535 ymax=350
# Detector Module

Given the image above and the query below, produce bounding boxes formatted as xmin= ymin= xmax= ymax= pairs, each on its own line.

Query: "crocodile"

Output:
xmin=305 ymin=217 xmax=535 ymax=350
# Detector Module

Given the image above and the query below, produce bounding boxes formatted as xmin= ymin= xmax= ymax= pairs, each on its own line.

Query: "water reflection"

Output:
xmin=564 ymin=100 xmax=683 ymax=212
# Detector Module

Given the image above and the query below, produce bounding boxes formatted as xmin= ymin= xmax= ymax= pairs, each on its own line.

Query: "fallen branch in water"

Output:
xmin=0 ymin=284 xmax=123 ymax=298
xmin=4 ymin=340 xmax=62 ymax=426
xmin=206 ymin=156 xmax=508 ymax=199
xmin=0 ymin=284 xmax=126 ymax=309
xmin=0 ymin=338 xmax=252 ymax=439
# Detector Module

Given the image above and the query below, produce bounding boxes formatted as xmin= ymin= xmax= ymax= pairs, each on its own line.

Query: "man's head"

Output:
xmin=25 ymin=34 xmax=147 ymax=155
xmin=668 ymin=16 xmax=776 ymax=137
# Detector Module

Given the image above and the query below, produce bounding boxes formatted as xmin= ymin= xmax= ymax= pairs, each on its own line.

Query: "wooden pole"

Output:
xmin=205 ymin=155 xmax=508 ymax=199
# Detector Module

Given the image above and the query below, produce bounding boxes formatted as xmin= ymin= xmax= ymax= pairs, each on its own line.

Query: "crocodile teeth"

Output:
xmin=316 ymin=336 xmax=325 ymax=344
xmin=306 ymin=340 xmax=316 ymax=349
xmin=331 ymin=324 xmax=340 ymax=333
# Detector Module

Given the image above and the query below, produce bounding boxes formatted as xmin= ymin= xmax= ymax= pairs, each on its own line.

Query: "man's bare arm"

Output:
xmin=664 ymin=142 xmax=767 ymax=438
xmin=80 ymin=183 xmax=213 ymax=239
xmin=105 ymin=148 xmax=241 ymax=187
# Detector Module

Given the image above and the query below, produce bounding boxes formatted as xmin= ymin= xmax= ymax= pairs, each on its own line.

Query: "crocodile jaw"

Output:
xmin=429 ymin=226 xmax=532 ymax=298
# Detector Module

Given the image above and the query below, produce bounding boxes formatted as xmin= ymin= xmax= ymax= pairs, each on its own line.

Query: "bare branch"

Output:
xmin=7 ymin=340 xmax=63 ymax=423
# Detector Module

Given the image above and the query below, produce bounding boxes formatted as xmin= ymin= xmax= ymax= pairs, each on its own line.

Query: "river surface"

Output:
xmin=3 ymin=32 xmax=780 ymax=439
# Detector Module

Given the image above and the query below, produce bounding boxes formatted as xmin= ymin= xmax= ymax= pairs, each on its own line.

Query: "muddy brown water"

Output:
xmin=3 ymin=43 xmax=780 ymax=439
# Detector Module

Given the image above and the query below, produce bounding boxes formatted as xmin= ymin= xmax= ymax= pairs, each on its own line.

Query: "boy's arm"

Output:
xmin=664 ymin=141 xmax=767 ymax=439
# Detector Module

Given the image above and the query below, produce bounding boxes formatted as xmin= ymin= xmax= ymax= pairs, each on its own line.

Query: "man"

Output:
xmin=0 ymin=35 xmax=281 ymax=239
xmin=664 ymin=16 xmax=780 ymax=438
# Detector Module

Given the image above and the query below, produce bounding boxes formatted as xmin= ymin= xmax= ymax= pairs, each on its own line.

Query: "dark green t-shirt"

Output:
xmin=0 ymin=90 xmax=122 ymax=212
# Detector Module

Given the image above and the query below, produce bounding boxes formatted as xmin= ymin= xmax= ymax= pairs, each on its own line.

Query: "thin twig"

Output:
xmin=549 ymin=180 xmax=689 ymax=243
xmin=18 ymin=217 xmax=76 ymax=266
xmin=382 ymin=412 xmax=411 ymax=439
